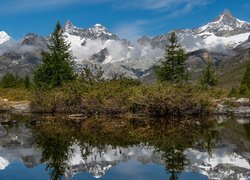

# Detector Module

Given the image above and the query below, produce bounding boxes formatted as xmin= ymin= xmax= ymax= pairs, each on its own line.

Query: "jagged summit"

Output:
xmin=93 ymin=23 xmax=104 ymax=27
xmin=21 ymin=33 xmax=47 ymax=48
xmin=63 ymin=21 xmax=118 ymax=41
xmin=0 ymin=11 xmax=250 ymax=79
xmin=0 ymin=31 xmax=11 ymax=45
xmin=64 ymin=20 xmax=76 ymax=33
xmin=198 ymin=9 xmax=250 ymax=36
xmin=214 ymin=9 xmax=235 ymax=23
xmin=90 ymin=23 xmax=112 ymax=37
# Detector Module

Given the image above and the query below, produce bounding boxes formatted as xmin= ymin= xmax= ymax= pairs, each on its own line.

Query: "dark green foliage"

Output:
xmin=155 ymin=32 xmax=188 ymax=84
xmin=241 ymin=64 xmax=250 ymax=89
xmin=228 ymin=87 xmax=238 ymax=97
xmin=24 ymin=75 xmax=30 ymax=89
xmin=0 ymin=73 xmax=16 ymax=88
xmin=0 ymin=73 xmax=33 ymax=90
xmin=239 ymin=84 xmax=249 ymax=96
xmin=34 ymin=22 xmax=76 ymax=90
xmin=200 ymin=61 xmax=218 ymax=89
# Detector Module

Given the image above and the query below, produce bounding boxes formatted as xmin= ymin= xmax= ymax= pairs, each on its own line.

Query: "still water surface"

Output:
xmin=0 ymin=115 xmax=249 ymax=180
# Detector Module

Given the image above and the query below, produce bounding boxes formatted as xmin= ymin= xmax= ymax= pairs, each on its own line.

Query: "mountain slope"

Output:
xmin=0 ymin=31 xmax=12 ymax=45
xmin=0 ymin=10 xmax=249 ymax=79
xmin=218 ymin=48 xmax=250 ymax=87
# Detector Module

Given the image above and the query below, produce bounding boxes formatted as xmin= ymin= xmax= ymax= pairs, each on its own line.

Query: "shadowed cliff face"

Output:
xmin=0 ymin=115 xmax=248 ymax=180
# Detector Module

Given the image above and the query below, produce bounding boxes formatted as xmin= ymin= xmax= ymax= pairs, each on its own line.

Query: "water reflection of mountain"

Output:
xmin=65 ymin=145 xmax=160 ymax=179
xmin=0 ymin=116 xmax=249 ymax=180
xmin=0 ymin=124 xmax=42 ymax=170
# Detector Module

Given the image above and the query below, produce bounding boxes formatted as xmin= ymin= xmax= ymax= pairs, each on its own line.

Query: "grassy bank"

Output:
xmin=0 ymin=87 xmax=31 ymax=101
xmin=30 ymin=79 xmax=217 ymax=116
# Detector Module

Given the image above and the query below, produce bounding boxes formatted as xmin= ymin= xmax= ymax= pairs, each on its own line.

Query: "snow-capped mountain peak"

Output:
xmin=198 ymin=10 xmax=250 ymax=36
xmin=214 ymin=9 xmax=235 ymax=24
xmin=89 ymin=23 xmax=112 ymax=37
xmin=64 ymin=20 xmax=76 ymax=34
xmin=0 ymin=31 xmax=11 ymax=45
xmin=63 ymin=21 xmax=118 ymax=41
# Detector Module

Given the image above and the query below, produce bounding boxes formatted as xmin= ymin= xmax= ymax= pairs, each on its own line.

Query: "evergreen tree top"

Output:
xmin=155 ymin=32 xmax=189 ymax=84
xmin=33 ymin=22 xmax=76 ymax=90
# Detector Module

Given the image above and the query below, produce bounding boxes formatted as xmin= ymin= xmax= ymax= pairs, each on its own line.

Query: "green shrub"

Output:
xmin=30 ymin=79 xmax=212 ymax=116
xmin=1 ymin=73 xmax=16 ymax=88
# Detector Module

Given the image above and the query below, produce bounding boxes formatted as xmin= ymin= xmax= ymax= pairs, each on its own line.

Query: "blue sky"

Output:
xmin=0 ymin=0 xmax=249 ymax=40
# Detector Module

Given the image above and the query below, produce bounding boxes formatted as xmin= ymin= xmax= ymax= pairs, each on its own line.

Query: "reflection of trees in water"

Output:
xmin=33 ymin=125 xmax=75 ymax=180
xmin=162 ymin=148 xmax=188 ymax=180
xmin=146 ymin=118 xmax=218 ymax=180
xmin=244 ymin=123 xmax=250 ymax=141
xmin=32 ymin=117 xmax=219 ymax=180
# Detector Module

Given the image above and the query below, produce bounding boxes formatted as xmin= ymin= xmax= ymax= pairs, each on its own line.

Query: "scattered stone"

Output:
xmin=11 ymin=102 xmax=30 ymax=113
xmin=216 ymin=104 xmax=231 ymax=114
xmin=236 ymin=98 xmax=250 ymax=104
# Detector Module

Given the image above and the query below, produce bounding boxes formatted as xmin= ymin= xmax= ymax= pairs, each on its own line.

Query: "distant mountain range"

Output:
xmin=0 ymin=10 xmax=250 ymax=80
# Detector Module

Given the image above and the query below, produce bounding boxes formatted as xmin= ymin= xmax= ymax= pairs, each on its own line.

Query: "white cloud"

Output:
xmin=116 ymin=0 xmax=213 ymax=11
xmin=112 ymin=0 xmax=213 ymax=40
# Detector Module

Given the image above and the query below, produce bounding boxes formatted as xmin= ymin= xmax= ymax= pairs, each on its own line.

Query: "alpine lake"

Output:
xmin=0 ymin=113 xmax=249 ymax=180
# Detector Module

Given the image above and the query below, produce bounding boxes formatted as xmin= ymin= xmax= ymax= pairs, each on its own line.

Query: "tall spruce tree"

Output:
xmin=155 ymin=32 xmax=188 ymax=84
xmin=34 ymin=22 xmax=75 ymax=89
xmin=241 ymin=64 xmax=250 ymax=89
xmin=200 ymin=61 xmax=218 ymax=89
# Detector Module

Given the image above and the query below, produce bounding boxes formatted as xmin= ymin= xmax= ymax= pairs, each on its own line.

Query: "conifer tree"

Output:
xmin=0 ymin=72 xmax=16 ymax=88
xmin=24 ymin=75 xmax=30 ymax=89
xmin=34 ymin=22 xmax=75 ymax=89
xmin=200 ymin=61 xmax=218 ymax=89
xmin=241 ymin=64 xmax=250 ymax=89
xmin=155 ymin=32 xmax=188 ymax=84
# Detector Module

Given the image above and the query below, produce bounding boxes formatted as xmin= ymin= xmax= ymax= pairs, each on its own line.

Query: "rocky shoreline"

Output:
xmin=215 ymin=97 xmax=250 ymax=117
xmin=0 ymin=98 xmax=30 ymax=113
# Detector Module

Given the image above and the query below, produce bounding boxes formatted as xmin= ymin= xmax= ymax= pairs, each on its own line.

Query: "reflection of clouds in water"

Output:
xmin=109 ymin=161 xmax=168 ymax=180
xmin=0 ymin=157 xmax=9 ymax=170
xmin=0 ymin=118 xmax=249 ymax=180
xmin=237 ymin=118 xmax=250 ymax=124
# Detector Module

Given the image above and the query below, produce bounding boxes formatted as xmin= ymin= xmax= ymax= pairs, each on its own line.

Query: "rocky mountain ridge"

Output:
xmin=0 ymin=10 xmax=249 ymax=79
